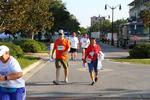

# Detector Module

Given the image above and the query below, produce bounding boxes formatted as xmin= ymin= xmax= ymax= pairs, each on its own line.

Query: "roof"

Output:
xmin=128 ymin=1 xmax=135 ymax=6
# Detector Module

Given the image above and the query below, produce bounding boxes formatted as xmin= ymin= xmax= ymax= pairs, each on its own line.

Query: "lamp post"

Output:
xmin=105 ymin=4 xmax=121 ymax=46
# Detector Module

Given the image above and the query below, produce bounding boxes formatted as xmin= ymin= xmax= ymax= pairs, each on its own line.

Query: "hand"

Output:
xmin=82 ymin=58 xmax=86 ymax=63
xmin=0 ymin=75 xmax=4 ymax=81
xmin=62 ymin=51 xmax=68 ymax=56
xmin=51 ymin=55 xmax=54 ymax=60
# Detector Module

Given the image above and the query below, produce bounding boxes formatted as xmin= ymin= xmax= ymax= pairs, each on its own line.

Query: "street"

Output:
xmin=24 ymin=43 xmax=150 ymax=100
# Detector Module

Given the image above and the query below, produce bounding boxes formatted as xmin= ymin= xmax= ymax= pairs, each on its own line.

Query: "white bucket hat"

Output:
xmin=0 ymin=45 xmax=9 ymax=56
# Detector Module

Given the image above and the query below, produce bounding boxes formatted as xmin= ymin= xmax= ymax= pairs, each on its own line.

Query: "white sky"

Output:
xmin=62 ymin=0 xmax=132 ymax=28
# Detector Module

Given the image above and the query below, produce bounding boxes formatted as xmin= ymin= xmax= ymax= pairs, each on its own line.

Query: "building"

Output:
xmin=117 ymin=0 xmax=150 ymax=48
xmin=91 ymin=16 xmax=106 ymax=26
xmin=128 ymin=0 xmax=150 ymax=22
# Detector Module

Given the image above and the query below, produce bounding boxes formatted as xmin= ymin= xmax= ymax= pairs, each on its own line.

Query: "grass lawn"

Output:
xmin=17 ymin=56 xmax=40 ymax=69
xmin=112 ymin=58 xmax=150 ymax=64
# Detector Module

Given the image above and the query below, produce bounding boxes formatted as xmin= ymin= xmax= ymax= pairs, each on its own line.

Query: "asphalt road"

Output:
xmin=23 ymin=43 xmax=150 ymax=100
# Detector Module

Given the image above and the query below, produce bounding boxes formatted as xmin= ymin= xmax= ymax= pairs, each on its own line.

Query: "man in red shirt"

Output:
xmin=51 ymin=29 xmax=70 ymax=85
xmin=83 ymin=38 xmax=101 ymax=85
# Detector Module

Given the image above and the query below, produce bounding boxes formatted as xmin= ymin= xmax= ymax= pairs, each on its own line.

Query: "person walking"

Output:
xmin=83 ymin=38 xmax=102 ymax=85
xmin=80 ymin=34 xmax=90 ymax=60
xmin=0 ymin=45 xmax=26 ymax=100
xmin=69 ymin=32 xmax=79 ymax=61
xmin=51 ymin=29 xmax=70 ymax=85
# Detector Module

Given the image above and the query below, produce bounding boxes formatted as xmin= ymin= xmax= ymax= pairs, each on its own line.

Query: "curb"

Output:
xmin=23 ymin=60 xmax=43 ymax=75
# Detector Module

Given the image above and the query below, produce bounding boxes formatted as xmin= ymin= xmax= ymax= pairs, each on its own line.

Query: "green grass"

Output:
xmin=17 ymin=56 xmax=40 ymax=69
xmin=112 ymin=58 xmax=150 ymax=64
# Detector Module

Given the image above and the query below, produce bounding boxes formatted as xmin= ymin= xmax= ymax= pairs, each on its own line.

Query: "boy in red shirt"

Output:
xmin=83 ymin=38 xmax=101 ymax=85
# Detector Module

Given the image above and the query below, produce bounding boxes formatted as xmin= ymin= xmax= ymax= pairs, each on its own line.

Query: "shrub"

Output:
xmin=129 ymin=43 xmax=150 ymax=58
xmin=38 ymin=42 xmax=47 ymax=51
xmin=14 ymin=39 xmax=45 ymax=53
xmin=0 ymin=42 xmax=23 ymax=57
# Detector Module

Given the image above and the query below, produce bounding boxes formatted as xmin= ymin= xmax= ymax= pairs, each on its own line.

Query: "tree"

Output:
xmin=113 ymin=19 xmax=127 ymax=33
xmin=49 ymin=0 xmax=80 ymax=32
xmin=79 ymin=27 xmax=88 ymax=34
xmin=0 ymin=0 xmax=53 ymax=39
xmin=139 ymin=10 xmax=150 ymax=28
xmin=89 ymin=19 xmax=111 ymax=33
xmin=139 ymin=9 xmax=150 ymax=40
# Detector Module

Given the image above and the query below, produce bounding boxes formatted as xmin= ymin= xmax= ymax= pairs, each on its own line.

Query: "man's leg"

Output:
xmin=88 ymin=62 xmax=95 ymax=85
xmin=11 ymin=88 xmax=26 ymax=100
xmin=94 ymin=60 xmax=99 ymax=82
xmin=53 ymin=60 xmax=61 ymax=85
xmin=71 ymin=53 xmax=73 ymax=60
xmin=82 ymin=49 xmax=85 ymax=59
xmin=62 ymin=60 xmax=69 ymax=83
xmin=64 ymin=68 xmax=68 ymax=83
xmin=0 ymin=91 xmax=9 ymax=100
xmin=56 ymin=68 xmax=60 ymax=82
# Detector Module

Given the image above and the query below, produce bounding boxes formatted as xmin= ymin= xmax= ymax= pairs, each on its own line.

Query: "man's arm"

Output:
xmin=0 ymin=72 xmax=23 ymax=81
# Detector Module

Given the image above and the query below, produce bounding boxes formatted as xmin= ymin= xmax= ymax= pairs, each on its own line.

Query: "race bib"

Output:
xmin=57 ymin=46 xmax=64 ymax=50
xmin=89 ymin=51 xmax=94 ymax=57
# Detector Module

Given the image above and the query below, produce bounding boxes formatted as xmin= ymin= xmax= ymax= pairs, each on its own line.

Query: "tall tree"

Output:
xmin=49 ymin=0 xmax=80 ymax=32
xmin=139 ymin=9 xmax=150 ymax=40
xmin=0 ymin=0 xmax=53 ymax=39
xmin=113 ymin=19 xmax=128 ymax=33
xmin=139 ymin=10 xmax=150 ymax=28
xmin=89 ymin=19 xmax=111 ymax=33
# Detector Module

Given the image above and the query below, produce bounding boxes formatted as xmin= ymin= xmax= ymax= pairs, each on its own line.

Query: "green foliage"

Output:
xmin=129 ymin=43 xmax=150 ymax=58
xmin=14 ymin=39 xmax=44 ymax=53
xmin=0 ymin=42 xmax=23 ymax=57
xmin=0 ymin=0 xmax=53 ymax=37
xmin=89 ymin=19 xmax=111 ymax=33
xmin=139 ymin=10 xmax=150 ymax=27
xmin=38 ymin=42 xmax=47 ymax=51
xmin=79 ymin=27 xmax=88 ymax=34
xmin=113 ymin=19 xmax=128 ymax=33
xmin=49 ymin=0 xmax=80 ymax=32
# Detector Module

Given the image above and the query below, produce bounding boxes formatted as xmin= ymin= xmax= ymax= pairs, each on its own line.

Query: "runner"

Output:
xmin=0 ymin=45 xmax=26 ymax=100
xmin=83 ymin=38 xmax=102 ymax=85
xmin=51 ymin=29 xmax=70 ymax=85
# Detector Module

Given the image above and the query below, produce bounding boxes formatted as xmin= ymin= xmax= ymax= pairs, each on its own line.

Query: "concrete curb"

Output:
xmin=23 ymin=60 xmax=43 ymax=75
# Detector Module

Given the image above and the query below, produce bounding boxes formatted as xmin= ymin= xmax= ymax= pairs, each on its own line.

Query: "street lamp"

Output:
xmin=105 ymin=4 xmax=121 ymax=46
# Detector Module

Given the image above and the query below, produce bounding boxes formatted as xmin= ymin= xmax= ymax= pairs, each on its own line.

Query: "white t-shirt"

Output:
xmin=0 ymin=56 xmax=25 ymax=88
xmin=69 ymin=36 xmax=79 ymax=49
xmin=80 ymin=37 xmax=90 ymax=48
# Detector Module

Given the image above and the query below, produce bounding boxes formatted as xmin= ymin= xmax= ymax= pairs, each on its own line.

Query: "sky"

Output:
xmin=62 ymin=0 xmax=132 ymax=28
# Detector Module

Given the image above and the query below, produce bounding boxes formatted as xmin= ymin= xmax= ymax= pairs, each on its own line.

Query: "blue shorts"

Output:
xmin=0 ymin=87 xmax=26 ymax=100
xmin=87 ymin=60 xmax=98 ymax=73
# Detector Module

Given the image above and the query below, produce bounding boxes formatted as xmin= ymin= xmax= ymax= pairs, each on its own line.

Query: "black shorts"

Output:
xmin=70 ymin=48 xmax=77 ymax=53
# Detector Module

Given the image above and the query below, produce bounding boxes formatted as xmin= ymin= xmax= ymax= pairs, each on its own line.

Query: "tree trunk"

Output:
xmin=31 ymin=32 xmax=34 ymax=40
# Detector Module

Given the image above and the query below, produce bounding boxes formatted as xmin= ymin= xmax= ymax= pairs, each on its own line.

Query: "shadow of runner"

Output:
xmin=26 ymin=81 xmax=90 ymax=86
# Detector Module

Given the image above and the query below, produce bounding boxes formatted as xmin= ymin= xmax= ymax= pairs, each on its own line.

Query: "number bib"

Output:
xmin=57 ymin=46 xmax=64 ymax=50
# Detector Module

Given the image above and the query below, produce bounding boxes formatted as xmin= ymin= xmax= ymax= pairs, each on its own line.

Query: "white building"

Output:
xmin=128 ymin=0 xmax=150 ymax=21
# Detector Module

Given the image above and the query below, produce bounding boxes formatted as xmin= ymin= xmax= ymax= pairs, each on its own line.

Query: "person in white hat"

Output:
xmin=0 ymin=45 xmax=26 ymax=100
xmin=51 ymin=29 xmax=70 ymax=85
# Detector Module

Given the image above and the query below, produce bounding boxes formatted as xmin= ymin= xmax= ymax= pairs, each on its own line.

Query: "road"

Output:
xmin=23 ymin=42 xmax=150 ymax=100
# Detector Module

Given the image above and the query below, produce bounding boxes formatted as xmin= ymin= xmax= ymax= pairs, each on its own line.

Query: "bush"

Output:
xmin=129 ymin=43 xmax=150 ymax=58
xmin=38 ymin=42 xmax=47 ymax=51
xmin=14 ymin=39 xmax=45 ymax=53
xmin=0 ymin=42 xmax=23 ymax=57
